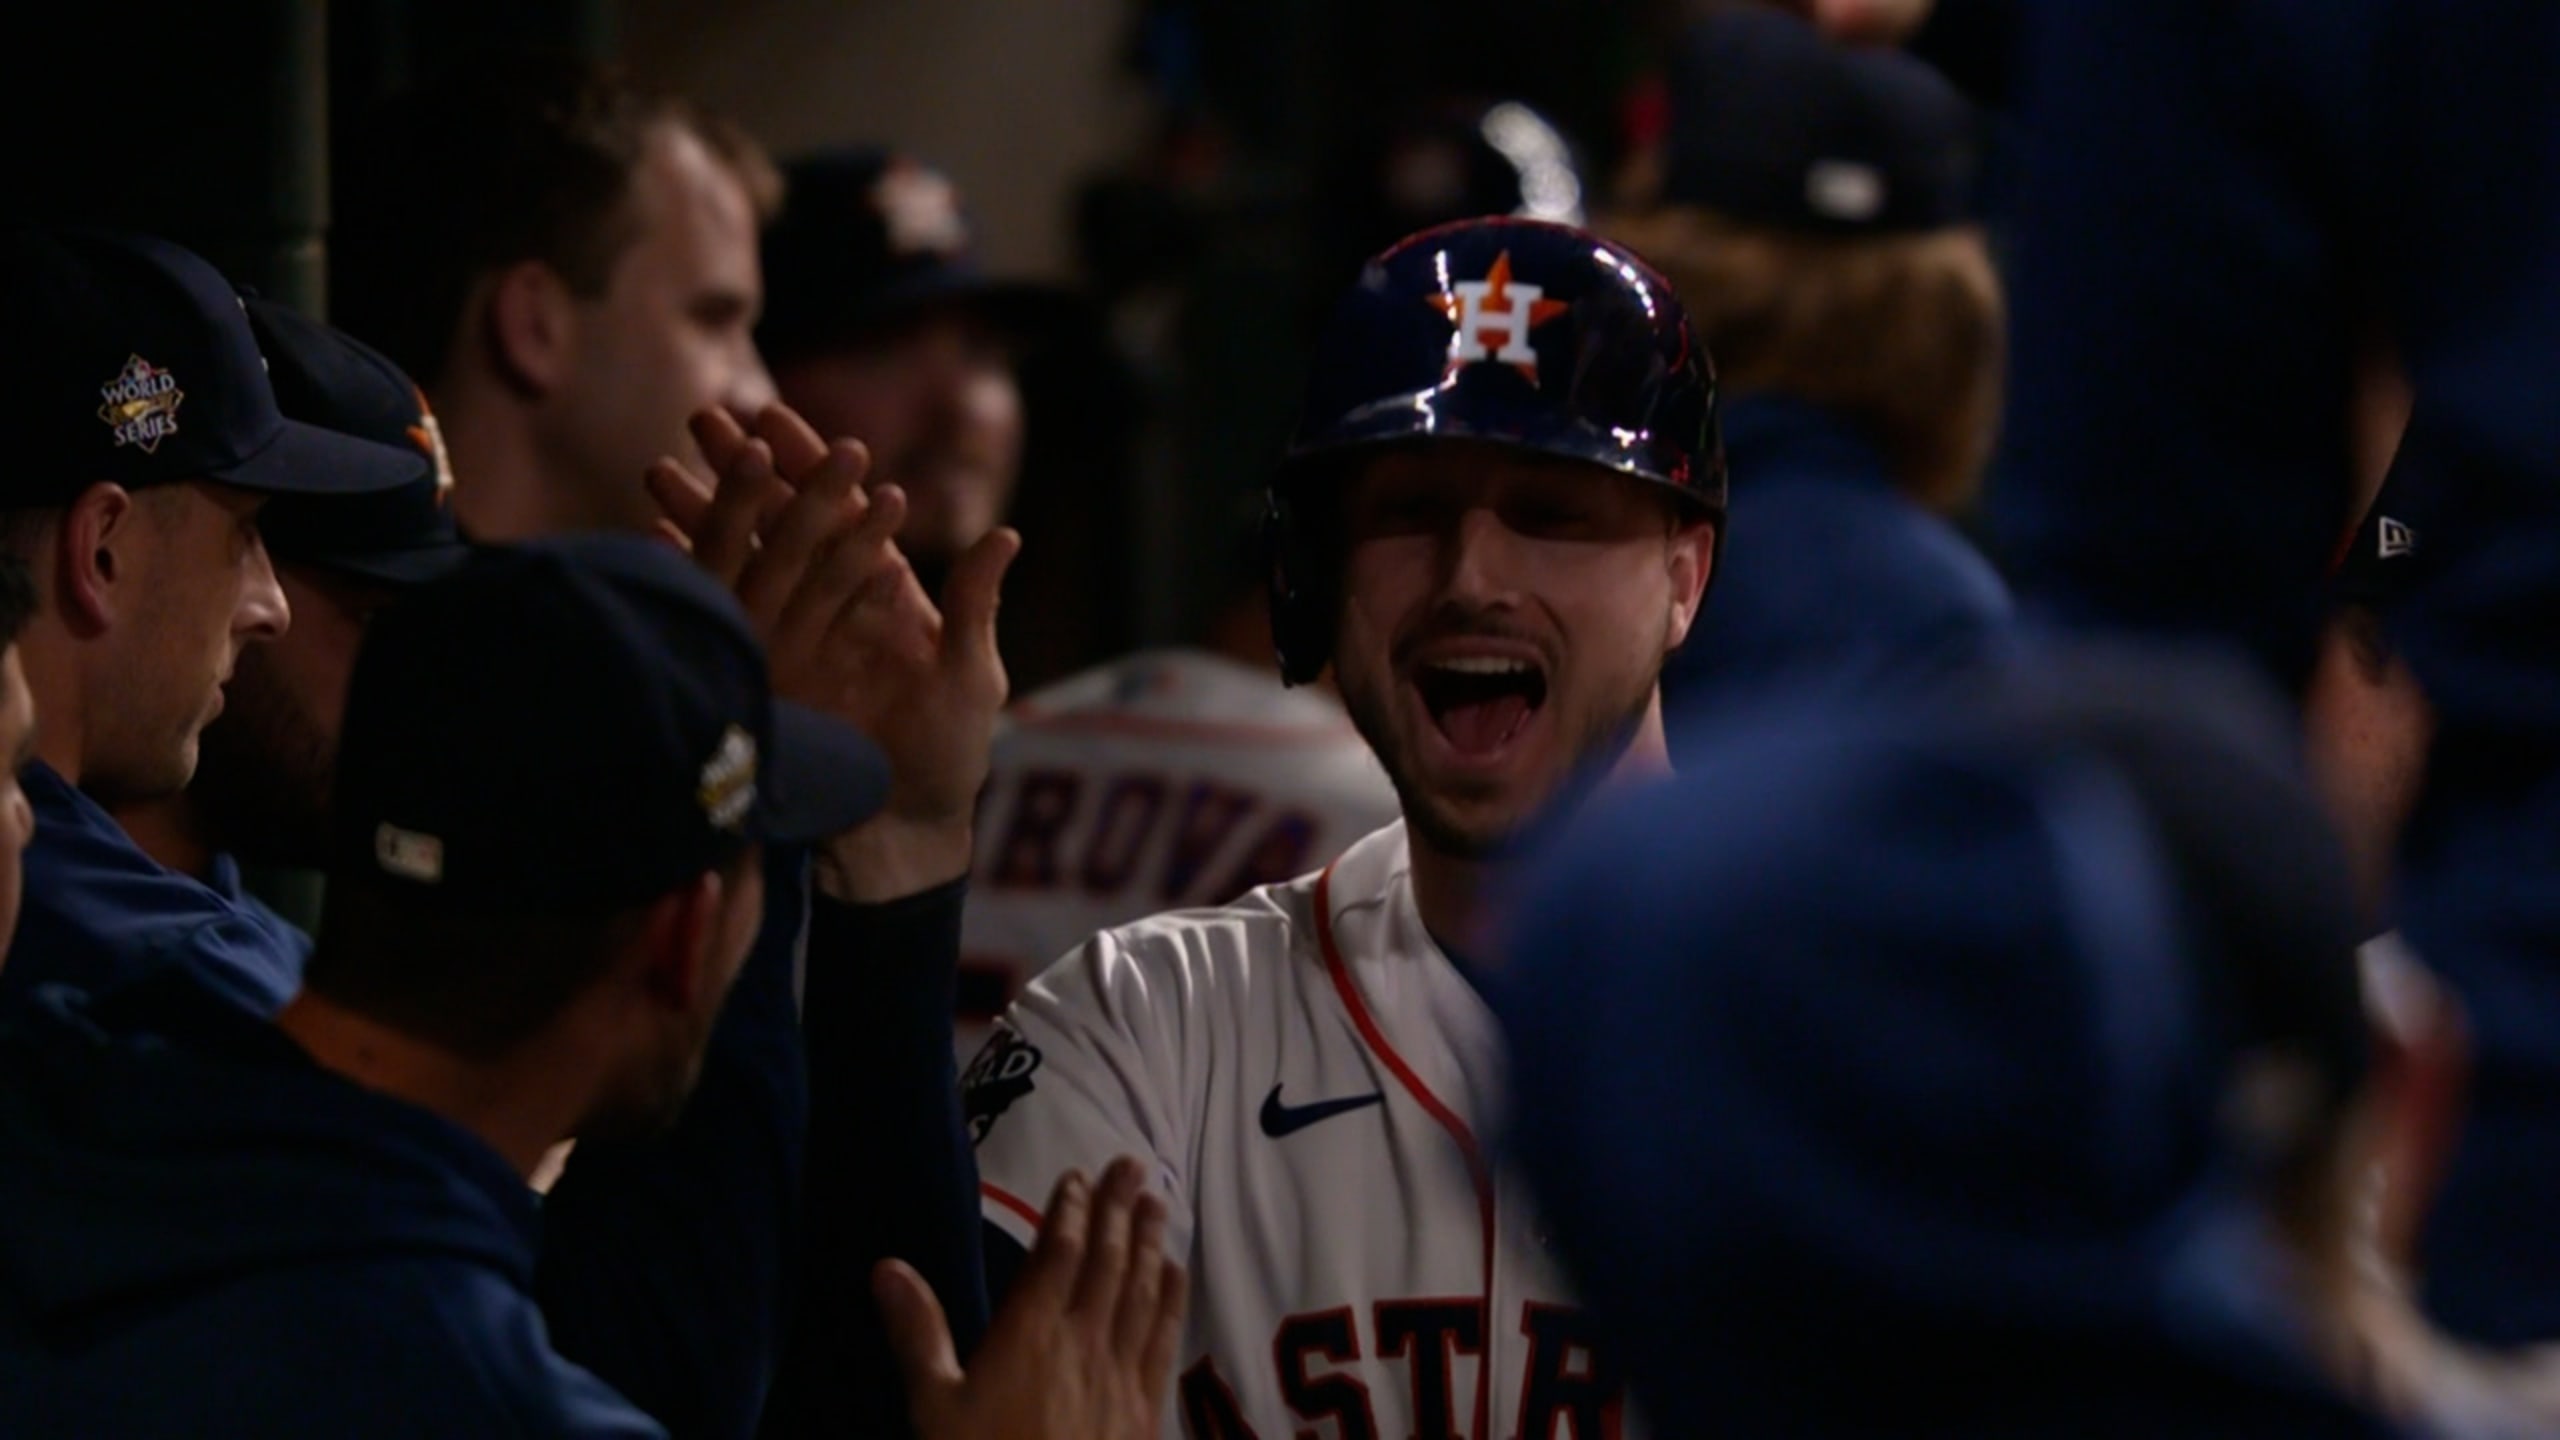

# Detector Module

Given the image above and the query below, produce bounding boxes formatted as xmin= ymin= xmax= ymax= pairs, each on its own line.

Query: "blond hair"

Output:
xmin=1604 ymin=205 xmax=2004 ymax=512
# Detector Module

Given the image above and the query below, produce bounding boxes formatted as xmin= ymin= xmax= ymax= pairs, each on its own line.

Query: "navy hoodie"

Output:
xmin=0 ymin=972 xmax=661 ymax=1438
xmin=0 ymin=750 xmax=983 ymax=1436
xmin=4 ymin=763 xmax=309 ymax=1013
xmin=1662 ymin=394 xmax=2012 ymax=740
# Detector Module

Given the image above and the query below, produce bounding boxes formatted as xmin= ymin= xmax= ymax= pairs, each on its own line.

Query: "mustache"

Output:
xmin=1390 ymin=608 xmax=1552 ymax=670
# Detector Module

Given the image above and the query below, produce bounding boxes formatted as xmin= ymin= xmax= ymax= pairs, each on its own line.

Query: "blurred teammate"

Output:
xmin=956 ymin=523 xmax=1398 ymax=1056
xmin=1503 ymin=642 xmax=2400 ymax=1437
xmin=0 ymin=228 xmax=417 ymax=1007
xmin=970 ymin=217 xmax=1718 ymax=1435
xmin=755 ymin=149 xmax=1398 ymax=1053
xmin=332 ymin=56 xmax=779 ymax=542
xmin=0 ymin=538 xmax=1185 ymax=1439
xmin=2307 ymin=469 xmax=2432 ymax=924
xmin=1609 ymin=6 xmax=2009 ymax=724
xmin=1318 ymin=94 xmax=1587 ymax=290
xmin=0 ymin=554 xmax=39 ymax=966
xmin=342 ymin=61 xmax=1022 ymax=1425
xmin=1989 ymin=0 xmax=2560 ymax=1343
xmin=758 ymin=149 xmax=1060 ymax=596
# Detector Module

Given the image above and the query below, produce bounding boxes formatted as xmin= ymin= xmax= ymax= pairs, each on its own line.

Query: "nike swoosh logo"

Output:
xmin=1260 ymin=1082 xmax=1386 ymax=1138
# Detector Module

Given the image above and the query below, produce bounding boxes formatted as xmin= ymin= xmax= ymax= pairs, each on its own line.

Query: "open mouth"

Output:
xmin=1413 ymin=656 xmax=1549 ymax=758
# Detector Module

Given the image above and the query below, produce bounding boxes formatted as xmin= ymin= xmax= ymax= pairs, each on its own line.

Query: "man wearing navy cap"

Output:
xmin=0 ymin=227 xmax=418 ymax=1009
xmin=1610 ymin=5 xmax=2010 ymax=727
xmin=759 ymin=149 xmax=1061 ymax=591
xmin=1500 ymin=644 xmax=2401 ymax=1436
xmin=2308 ymin=465 xmax=2433 ymax=922
xmin=1985 ymin=0 xmax=2560 ymax=1350
xmin=0 ymin=536 xmax=1188 ymax=1437
xmin=77 ymin=297 xmax=473 ymax=1009
xmin=110 ymin=298 xmax=469 ymax=909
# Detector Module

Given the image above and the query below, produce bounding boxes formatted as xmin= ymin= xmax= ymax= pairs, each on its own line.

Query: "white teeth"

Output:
xmin=1428 ymin=657 xmax=1534 ymax=676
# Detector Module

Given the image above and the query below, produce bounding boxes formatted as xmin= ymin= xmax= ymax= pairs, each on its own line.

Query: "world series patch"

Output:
xmin=97 ymin=354 xmax=184 ymax=453
xmin=961 ymin=1027 xmax=1043 ymax=1143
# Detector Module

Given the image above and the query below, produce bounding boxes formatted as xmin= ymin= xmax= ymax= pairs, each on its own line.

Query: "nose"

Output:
xmin=722 ymin=343 xmax=779 ymax=429
xmin=1439 ymin=504 xmax=1524 ymax=607
xmin=238 ymin=529 xmax=291 ymax=642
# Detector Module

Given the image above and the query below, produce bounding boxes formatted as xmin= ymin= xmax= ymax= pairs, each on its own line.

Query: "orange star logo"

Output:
xmin=1426 ymin=250 xmax=1569 ymax=384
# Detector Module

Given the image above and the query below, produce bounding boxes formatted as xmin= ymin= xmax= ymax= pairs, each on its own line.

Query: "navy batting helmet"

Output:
xmin=1265 ymin=216 xmax=1725 ymax=685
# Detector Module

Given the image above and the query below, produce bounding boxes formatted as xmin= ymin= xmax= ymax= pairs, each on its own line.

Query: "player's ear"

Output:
xmin=632 ymin=869 xmax=723 ymax=1014
xmin=1662 ymin=516 xmax=1716 ymax=651
xmin=481 ymin=259 xmax=581 ymax=398
xmin=53 ymin=482 xmax=140 ymax=637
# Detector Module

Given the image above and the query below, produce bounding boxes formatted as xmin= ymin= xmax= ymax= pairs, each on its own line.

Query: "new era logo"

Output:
xmin=2377 ymin=516 xmax=2416 ymax=560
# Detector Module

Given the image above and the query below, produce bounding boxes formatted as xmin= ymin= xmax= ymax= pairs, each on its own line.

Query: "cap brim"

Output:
xmin=751 ymin=701 xmax=894 ymax=843
xmin=861 ymin=271 xmax=1089 ymax=345
xmin=301 ymin=537 xmax=476 ymax=590
xmin=211 ymin=416 xmax=426 ymax=497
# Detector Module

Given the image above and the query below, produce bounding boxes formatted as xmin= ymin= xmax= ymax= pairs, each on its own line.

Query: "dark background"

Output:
xmin=2 ymin=0 xmax=1706 ymax=692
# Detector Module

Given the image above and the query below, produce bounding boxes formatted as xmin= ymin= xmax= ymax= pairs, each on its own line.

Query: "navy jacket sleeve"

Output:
xmin=759 ymin=877 xmax=988 ymax=1439
xmin=535 ymin=845 xmax=813 ymax=1440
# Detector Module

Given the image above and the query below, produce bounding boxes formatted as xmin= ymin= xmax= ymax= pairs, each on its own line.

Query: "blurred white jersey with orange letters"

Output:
xmin=969 ymin=821 xmax=1630 ymax=1440
xmin=957 ymin=648 xmax=1397 ymax=1058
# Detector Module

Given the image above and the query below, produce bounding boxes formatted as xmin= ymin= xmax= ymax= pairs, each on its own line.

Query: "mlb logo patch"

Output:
xmin=96 ymin=354 xmax=183 ymax=453
xmin=1426 ymin=251 xmax=1566 ymax=384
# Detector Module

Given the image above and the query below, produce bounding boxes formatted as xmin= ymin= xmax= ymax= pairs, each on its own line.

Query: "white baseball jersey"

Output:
xmin=957 ymin=648 xmax=1398 ymax=1059
xmin=969 ymin=821 xmax=1631 ymax=1440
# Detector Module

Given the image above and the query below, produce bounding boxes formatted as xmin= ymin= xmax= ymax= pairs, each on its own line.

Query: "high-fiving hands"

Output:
xmin=651 ymin=403 xmax=1020 ymax=899
xmin=879 ymin=1159 xmax=1188 ymax=1440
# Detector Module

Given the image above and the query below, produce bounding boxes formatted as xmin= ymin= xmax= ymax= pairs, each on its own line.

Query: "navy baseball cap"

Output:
xmin=757 ymin=148 xmax=1078 ymax=363
xmin=1498 ymin=643 xmax=2390 ymax=1437
xmin=331 ymin=536 xmax=891 ymax=910
xmin=1 ymin=227 xmax=424 ymax=507
xmin=241 ymin=296 xmax=471 ymax=589
xmin=1661 ymin=6 xmax=1980 ymax=233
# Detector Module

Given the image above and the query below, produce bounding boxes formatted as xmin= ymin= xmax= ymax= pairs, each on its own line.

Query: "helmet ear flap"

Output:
xmin=1263 ymin=485 xmax=1337 ymax=688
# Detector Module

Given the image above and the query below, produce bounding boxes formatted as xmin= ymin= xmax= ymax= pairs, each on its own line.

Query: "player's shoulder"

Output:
xmin=1005 ymin=646 xmax=1364 ymax=743
xmin=1024 ymin=820 xmax=1409 ymax=1010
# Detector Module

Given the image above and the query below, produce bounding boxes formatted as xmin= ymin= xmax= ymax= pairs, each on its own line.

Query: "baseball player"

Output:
xmin=0 ymin=536 xmax=1188 ymax=1439
xmin=969 ymin=215 xmax=1722 ymax=1437
xmin=2306 ymin=463 xmax=2430 ymax=924
xmin=748 ymin=147 xmax=1386 ymax=1058
xmin=957 ymin=618 xmax=1400 ymax=1057
xmin=1988 ymin=0 xmax=2560 ymax=1345
xmin=1612 ymin=7 xmax=2011 ymax=726
xmin=1499 ymin=642 xmax=2401 ymax=1436
xmin=941 ymin=93 xmax=1593 ymax=1044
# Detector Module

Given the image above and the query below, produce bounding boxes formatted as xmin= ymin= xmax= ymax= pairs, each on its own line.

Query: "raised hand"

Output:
xmin=648 ymin=402 xmax=1019 ymax=898
xmin=879 ymin=1159 xmax=1187 ymax=1440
